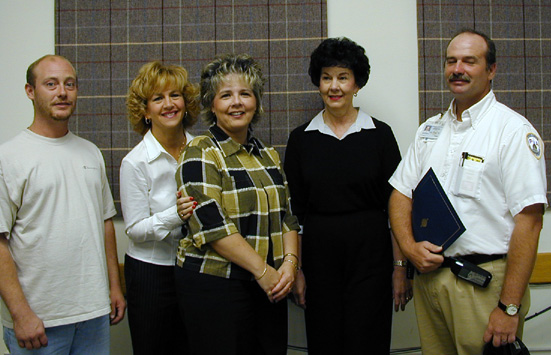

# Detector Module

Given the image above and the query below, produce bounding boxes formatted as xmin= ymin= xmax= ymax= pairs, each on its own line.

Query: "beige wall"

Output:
xmin=1 ymin=1 xmax=550 ymax=354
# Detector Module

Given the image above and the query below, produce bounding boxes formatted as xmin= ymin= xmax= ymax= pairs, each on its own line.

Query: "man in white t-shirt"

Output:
xmin=0 ymin=55 xmax=126 ymax=354
xmin=389 ymin=29 xmax=547 ymax=354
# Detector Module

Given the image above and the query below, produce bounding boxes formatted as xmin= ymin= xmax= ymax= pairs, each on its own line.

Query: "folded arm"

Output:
xmin=120 ymin=160 xmax=183 ymax=243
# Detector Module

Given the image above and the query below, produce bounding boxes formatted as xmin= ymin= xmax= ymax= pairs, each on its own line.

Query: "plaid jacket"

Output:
xmin=175 ymin=125 xmax=299 ymax=279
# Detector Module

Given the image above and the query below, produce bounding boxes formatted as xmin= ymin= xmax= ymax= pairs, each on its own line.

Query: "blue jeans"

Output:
xmin=3 ymin=315 xmax=110 ymax=355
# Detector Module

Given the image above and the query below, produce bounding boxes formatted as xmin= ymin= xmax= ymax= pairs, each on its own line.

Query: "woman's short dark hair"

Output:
xmin=200 ymin=53 xmax=265 ymax=125
xmin=308 ymin=37 xmax=371 ymax=88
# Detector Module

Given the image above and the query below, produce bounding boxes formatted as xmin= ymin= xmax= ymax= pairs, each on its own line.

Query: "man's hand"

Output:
xmin=13 ymin=310 xmax=48 ymax=350
xmin=403 ymin=241 xmax=444 ymax=273
xmin=483 ymin=307 xmax=519 ymax=347
xmin=392 ymin=267 xmax=412 ymax=311
xmin=103 ymin=219 xmax=126 ymax=325
xmin=389 ymin=190 xmax=444 ymax=274
xmin=109 ymin=288 xmax=126 ymax=325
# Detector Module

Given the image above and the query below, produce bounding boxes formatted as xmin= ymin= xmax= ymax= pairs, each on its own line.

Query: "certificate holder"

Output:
xmin=411 ymin=168 xmax=465 ymax=251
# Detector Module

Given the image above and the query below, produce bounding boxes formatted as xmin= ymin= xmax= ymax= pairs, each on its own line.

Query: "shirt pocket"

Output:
xmin=221 ymin=174 xmax=256 ymax=217
xmin=452 ymin=158 xmax=484 ymax=200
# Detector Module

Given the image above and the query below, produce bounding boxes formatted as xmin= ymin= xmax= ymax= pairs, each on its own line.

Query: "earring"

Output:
xmin=184 ymin=112 xmax=188 ymax=119
xmin=145 ymin=118 xmax=151 ymax=124
xmin=354 ymin=93 xmax=358 ymax=97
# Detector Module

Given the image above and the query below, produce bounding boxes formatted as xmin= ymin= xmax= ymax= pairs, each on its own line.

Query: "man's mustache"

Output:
xmin=448 ymin=73 xmax=471 ymax=82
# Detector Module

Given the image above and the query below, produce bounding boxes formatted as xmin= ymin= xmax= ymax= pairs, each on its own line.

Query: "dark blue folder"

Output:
xmin=412 ymin=168 xmax=465 ymax=251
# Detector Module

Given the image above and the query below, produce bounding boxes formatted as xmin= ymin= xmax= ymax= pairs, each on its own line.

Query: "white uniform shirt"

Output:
xmin=120 ymin=130 xmax=194 ymax=266
xmin=389 ymin=91 xmax=547 ymax=256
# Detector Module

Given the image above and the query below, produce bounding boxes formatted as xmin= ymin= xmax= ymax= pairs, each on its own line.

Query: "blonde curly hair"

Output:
xmin=126 ymin=61 xmax=200 ymax=136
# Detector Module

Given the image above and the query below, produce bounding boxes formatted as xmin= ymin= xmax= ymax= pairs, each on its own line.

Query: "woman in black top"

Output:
xmin=284 ymin=37 xmax=412 ymax=354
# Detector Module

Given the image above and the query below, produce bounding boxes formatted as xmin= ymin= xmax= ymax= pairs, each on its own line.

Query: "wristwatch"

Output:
xmin=498 ymin=300 xmax=520 ymax=316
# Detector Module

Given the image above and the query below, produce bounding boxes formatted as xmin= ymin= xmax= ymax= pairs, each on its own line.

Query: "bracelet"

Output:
xmin=284 ymin=258 xmax=300 ymax=271
xmin=284 ymin=253 xmax=299 ymax=261
xmin=393 ymin=260 xmax=408 ymax=267
xmin=255 ymin=263 xmax=268 ymax=280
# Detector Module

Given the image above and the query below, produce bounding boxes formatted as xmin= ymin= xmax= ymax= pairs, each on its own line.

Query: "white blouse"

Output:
xmin=120 ymin=130 xmax=194 ymax=266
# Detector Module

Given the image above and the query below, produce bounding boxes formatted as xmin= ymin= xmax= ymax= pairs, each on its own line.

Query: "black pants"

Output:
xmin=124 ymin=254 xmax=188 ymax=355
xmin=174 ymin=266 xmax=287 ymax=355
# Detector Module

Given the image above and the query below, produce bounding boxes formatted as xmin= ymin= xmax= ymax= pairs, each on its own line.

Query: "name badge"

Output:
xmin=420 ymin=123 xmax=443 ymax=141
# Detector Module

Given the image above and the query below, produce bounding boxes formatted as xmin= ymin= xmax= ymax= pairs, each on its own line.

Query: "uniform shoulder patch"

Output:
xmin=526 ymin=133 xmax=542 ymax=159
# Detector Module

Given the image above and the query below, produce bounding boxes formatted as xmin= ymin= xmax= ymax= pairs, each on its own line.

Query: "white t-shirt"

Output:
xmin=0 ymin=129 xmax=117 ymax=328
xmin=120 ymin=130 xmax=194 ymax=266
xmin=389 ymin=91 xmax=547 ymax=256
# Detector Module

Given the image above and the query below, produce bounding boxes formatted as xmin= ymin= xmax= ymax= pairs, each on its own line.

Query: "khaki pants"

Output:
xmin=413 ymin=258 xmax=530 ymax=355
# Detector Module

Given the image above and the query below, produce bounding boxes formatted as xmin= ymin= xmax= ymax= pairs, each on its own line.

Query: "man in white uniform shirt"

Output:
xmin=0 ymin=55 xmax=126 ymax=354
xmin=389 ymin=29 xmax=547 ymax=354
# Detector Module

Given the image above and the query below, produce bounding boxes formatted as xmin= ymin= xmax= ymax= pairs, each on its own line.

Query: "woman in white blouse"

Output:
xmin=120 ymin=61 xmax=200 ymax=354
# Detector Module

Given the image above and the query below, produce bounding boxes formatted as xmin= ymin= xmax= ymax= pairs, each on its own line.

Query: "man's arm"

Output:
xmin=0 ymin=233 xmax=48 ymax=349
xmin=388 ymin=189 xmax=444 ymax=273
xmin=483 ymin=203 xmax=543 ymax=347
xmin=104 ymin=219 xmax=126 ymax=325
xmin=391 ymin=230 xmax=412 ymax=311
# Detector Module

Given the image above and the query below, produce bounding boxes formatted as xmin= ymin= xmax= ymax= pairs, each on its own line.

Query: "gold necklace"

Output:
xmin=178 ymin=134 xmax=188 ymax=156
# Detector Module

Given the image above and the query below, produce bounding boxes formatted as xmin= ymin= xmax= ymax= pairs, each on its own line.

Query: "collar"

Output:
xmin=143 ymin=129 xmax=193 ymax=163
xmin=24 ymin=128 xmax=73 ymax=144
xmin=208 ymin=124 xmax=264 ymax=157
xmin=305 ymin=109 xmax=376 ymax=140
xmin=447 ymin=90 xmax=496 ymax=129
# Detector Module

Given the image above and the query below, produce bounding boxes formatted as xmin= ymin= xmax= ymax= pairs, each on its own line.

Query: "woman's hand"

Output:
xmin=292 ymin=269 xmax=306 ymax=309
xmin=176 ymin=191 xmax=197 ymax=221
xmin=255 ymin=265 xmax=281 ymax=303
xmin=270 ymin=261 xmax=297 ymax=303
xmin=392 ymin=266 xmax=413 ymax=311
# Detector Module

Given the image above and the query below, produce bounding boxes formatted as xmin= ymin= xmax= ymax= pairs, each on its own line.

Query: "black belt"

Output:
xmin=441 ymin=254 xmax=506 ymax=268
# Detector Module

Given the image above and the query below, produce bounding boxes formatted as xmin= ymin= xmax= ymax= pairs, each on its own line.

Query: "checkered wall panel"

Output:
xmin=55 ymin=0 xmax=327 ymax=213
